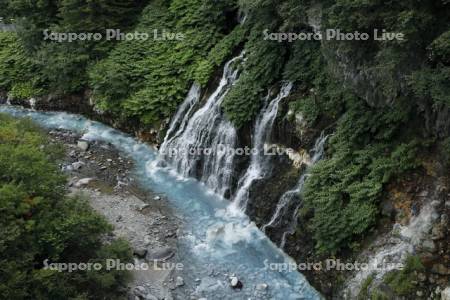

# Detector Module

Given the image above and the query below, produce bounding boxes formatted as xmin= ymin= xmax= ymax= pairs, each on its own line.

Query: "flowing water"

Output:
xmin=232 ymin=82 xmax=293 ymax=211
xmin=159 ymin=83 xmax=201 ymax=156
xmin=262 ymin=133 xmax=328 ymax=248
xmin=0 ymin=105 xmax=322 ymax=300
xmin=159 ymin=54 xmax=243 ymax=198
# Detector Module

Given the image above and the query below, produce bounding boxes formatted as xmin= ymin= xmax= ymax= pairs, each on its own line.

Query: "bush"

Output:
xmin=302 ymin=97 xmax=419 ymax=255
xmin=0 ymin=114 xmax=132 ymax=299
xmin=384 ymin=256 xmax=424 ymax=296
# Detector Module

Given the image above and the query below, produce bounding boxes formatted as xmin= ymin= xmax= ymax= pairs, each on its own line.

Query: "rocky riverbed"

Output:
xmin=48 ymin=129 xmax=185 ymax=300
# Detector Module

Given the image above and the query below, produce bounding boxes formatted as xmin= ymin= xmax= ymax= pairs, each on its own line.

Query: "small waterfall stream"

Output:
xmin=232 ymin=82 xmax=293 ymax=210
xmin=159 ymin=83 xmax=201 ymax=156
xmin=262 ymin=133 xmax=328 ymax=248
xmin=159 ymin=54 xmax=243 ymax=197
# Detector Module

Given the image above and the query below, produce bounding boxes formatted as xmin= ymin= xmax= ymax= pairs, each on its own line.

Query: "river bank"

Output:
xmin=47 ymin=128 xmax=184 ymax=300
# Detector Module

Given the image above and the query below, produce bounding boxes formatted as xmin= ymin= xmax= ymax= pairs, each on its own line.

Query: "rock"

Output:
xmin=146 ymin=246 xmax=175 ymax=262
xmin=256 ymin=283 xmax=268 ymax=291
xmin=418 ymin=273 xmax=427 ymax=282
xmin=134 ymin=286 xmax=146 ymax=297
xmin=431 ymin=264 xmax=450 ymax=275
xmin=441 ymin=214 xmax=449 ymax=225
xmin=71 ymin=161 xmax=84 ymax=170
xmin=442 ymin=287 xmax=450 ymax=300
xmin=418 ymin=190 xmax=429 ymax=197
xmin=69 ymin=150 xmax=77 ymax=157
xmin=422 ymin=240 xmax=436 ymax=252
xmin=431 ymin=200 xmax=442 ymax=207
xmin=381 ymin=200 xmax=396 ymax=218
xmin=133 ymin=247 xmax=147 ymax=258
xmin=431 ymin=225 xmax=444 ymax=240
xmin=445 ymin=201 xmax=450 ymax=209
xmin=138 ymin=204 xmax=150 ymax=211
xmin=74 ymin=178 xmax=94 ymax=188
xmin=230 ymin=276 xmax=243 ymax=289
xmin=175 ymin=276 xmax=184 ymax=287
xmin=144 ymin=294 xmax=158 ymax=300
xmin=154 ymin=196 xmax=161 ymax=201
xmin=416 ymin=291 xmax=423 ymax=297
xmin=77 ymin=140 xmax=89 ymax=151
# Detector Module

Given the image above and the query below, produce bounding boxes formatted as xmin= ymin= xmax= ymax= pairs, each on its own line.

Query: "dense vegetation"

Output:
xmin=0 ymin=114 xmax=132 ymax=299
xmin=1 ymin=0 xmax=449 ymax=261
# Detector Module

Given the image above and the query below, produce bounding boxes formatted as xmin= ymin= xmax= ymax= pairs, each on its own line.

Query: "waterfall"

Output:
xmin=262 ymin=132 xmax=328 ymax=248
xmin=159 ymin=54 xmax=243 ymax=197
xmin=159 ymin=84 xmax=201 ymax=156
xmin=232 ymin=82 xmax=293 ymax=211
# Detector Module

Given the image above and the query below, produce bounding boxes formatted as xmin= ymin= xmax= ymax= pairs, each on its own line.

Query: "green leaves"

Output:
xmin=0 ymin=115 xmax=132 ymax=299
xmin=302 ymin=98 xmax=418 ymax=255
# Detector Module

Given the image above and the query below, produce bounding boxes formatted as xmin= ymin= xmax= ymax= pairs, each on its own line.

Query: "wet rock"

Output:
xmin=230 ymin=276 xmax=243 ymax=289
xmin=77 ymin=140 xmax=89 ymax=151
xmin=175 ymin=276 xmax=184 ymax=287
xmin=146 ymin=246 xmax=175 ymax=262
xmin=74 ymin=177 xmax=94 ymax=188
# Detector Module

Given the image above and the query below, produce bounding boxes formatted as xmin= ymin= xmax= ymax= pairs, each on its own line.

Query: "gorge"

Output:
xmin=1 ymin=0 xmax=449 ymax=299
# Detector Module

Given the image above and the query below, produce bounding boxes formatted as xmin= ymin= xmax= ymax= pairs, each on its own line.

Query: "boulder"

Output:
xmin=77 ymin=140 xmax=89 ymax=151
xmin=74 ymin=178 xmax=94 ymax=188
xmin=230 ymin=276 xmax=243 ymax=289
xmin=146 ymin=246 xmax=175 ymax=262
xmin=133 ymin=247 xmax=147 ymax=258
xmin=175 ymin=276 xmax=184 ymax=287
xmin=71 ymin=161 xmax=84 ymax=170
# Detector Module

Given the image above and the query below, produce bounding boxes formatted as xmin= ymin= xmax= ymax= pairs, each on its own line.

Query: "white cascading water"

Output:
xmin=262 ymin=132 xmax=328 ymax=248
xmin=159 ymin=83 xmax=201 ymax=156
xmin=159 ymin=54 xmax=243 ymax=197
xmin=232 ymin=82 xmax=293 ymax=210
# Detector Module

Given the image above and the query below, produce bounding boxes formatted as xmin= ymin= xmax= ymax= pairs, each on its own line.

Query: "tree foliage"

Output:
xmin=0 ymin=114 xmax=132 ymax=299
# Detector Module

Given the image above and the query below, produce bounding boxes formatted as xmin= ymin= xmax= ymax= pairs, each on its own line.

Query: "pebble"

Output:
xmin=230 ymin=276 xmax=243 ymax=289
xmin=77 ymin=140 xmax=89 ymax=151
xmin=74 ymin=178 xmax=94 ymax=188
xmin=176 ymin=276 xmax=184 ymax=287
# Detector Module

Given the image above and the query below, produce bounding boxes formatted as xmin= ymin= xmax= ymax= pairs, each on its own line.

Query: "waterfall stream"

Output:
xmin=262 ymin=133 xmax=328 ymax=248
xmin=159 ymin=54 xmax=243 ymax=198
xmin=232 ymin=82 xmax=293 ymax=211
